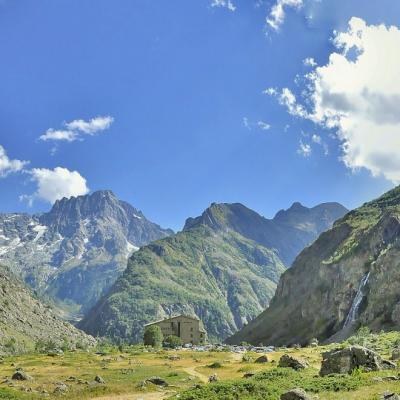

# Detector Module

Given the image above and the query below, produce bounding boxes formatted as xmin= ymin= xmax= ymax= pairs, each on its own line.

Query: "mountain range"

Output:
xmin=228 ymin=186 xmax=400 ymax=346
xmin=0 ymin=190 xmax=172 ymax=318
xmin=79 ymin=201 xmax=347 ymax=342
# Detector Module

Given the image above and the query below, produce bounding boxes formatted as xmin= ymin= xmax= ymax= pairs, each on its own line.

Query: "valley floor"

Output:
xmin=1 ymin=334 xmax=400 ymax=399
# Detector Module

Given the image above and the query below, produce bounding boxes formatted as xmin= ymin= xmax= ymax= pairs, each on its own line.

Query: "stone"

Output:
xmin=255 ymin=355 xmax=269 ymax=363
xmin=278 ymin=354 xmax=308 ymax=371
xmin=243 ymin=372 xmax=255 ymax=378
xmin=208 ymin=373 xmax=218 ymax=383
xmin=280 ymin=388 xmax=311 ymax=400
xmin=392 ymin=348 xmax=400 ymax=361
xmin=12 ymin=370 xmax=32 ymax=381
xmin=320 ymin=346 xmax=394 ymax=376
xmin=381 ymin=392 xmax=400 ymax=400
xmin=146 ymin=376 xmax=168 ymax=386
xmin=53 ymin=382 xmax=68 ymax=393
xmin=94 ymin=375 xmax=105 ymax=384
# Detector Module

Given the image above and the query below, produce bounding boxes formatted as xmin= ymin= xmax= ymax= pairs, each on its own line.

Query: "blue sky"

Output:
xmin=1 ymin=0 xmax=399 ymax=231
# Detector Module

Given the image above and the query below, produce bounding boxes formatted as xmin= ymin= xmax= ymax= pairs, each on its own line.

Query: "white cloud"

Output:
xmin=0 ymin=145 xmax=29 ymax=177
xmin=243 ymin=117 xmax=251 ymax=130
xmin=297 ymin=140 xmax=312 ymax=157
xmin=39 ymin=116 xmax=114 ymax=143
xmin=211 ymin=0 xmax=236 ymax=12
xmin=66 ymin=116 xmax=114 ymax=135
xmin=39 ymin=129 xmax=77 ymax=142
xmin=270 ymin=18 xmax=400 ymax=182
xmin=257 ymin=121 xmax=271 ymax=131
xmin=267 ymin=0 xmax=303 ymax=31
xmin=303 ymin=57 xmax=317 ymax=67
xmin=21 ymin=167 xmax=89 ymax=205
xmin=311 ymin=134 xmax=321 ymax=144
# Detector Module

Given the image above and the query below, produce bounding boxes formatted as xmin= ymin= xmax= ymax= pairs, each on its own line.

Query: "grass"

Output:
xmin=1 ymin=333 xmax=400 ymax=399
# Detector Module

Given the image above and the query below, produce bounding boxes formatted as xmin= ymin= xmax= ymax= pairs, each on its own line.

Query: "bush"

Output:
xmin=164 ymin=335 xmax=182 ymax=349
xmin=143 ymin=325 xmax=164 ymax=348
xmin=207 ymin=361 xmax=223 ymax=368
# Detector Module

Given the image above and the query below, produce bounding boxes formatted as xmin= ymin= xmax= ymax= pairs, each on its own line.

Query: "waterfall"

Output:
xmin=343 ymin=272 xmax=370 ymax=328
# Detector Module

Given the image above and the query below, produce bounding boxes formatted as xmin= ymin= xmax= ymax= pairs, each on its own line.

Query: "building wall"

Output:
xmin=149 ymin=316 xmax=206 ymax=345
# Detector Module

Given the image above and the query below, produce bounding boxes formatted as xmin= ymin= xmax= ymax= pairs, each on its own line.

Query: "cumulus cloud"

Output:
xmin=267 ymin=0 xmax=303 ymax=31
xmin=211 ymin=0 xmax=236 ymax=11
xmin=268 ymin=18 xmax=400 ymax=182
xmin=39 ymin=116 xmax=114 ymax=143
xmin=21 ymin=167 xmax=89 ymax=205
xmin=303 ymin=57 xmax=317 ymax=67
xmin=257 ymin=121 xmax=271 ymax=131
xmin=0 ymin=145 xmax=29 ymax=177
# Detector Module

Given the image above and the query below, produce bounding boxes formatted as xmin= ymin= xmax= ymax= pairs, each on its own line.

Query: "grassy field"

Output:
xmin=1 ymin=332 xmax=400 ymax=399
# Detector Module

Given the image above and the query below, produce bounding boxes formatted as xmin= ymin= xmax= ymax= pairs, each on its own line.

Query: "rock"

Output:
xmin=12 ymin=370 xmax=32 ymax=381
xmin=146 ymin=376 xmax=168 ymax=386
xmin=47 ymin=349 xmax=64 ymax=357
xmin=168 ymin=355 xmax=180 ymax=361
xmin=320 ymin=346 xmax=394 ymax=376
xmin=278 ymin=355 xmax=308 ymax=371
xmin=392 ymin=348 xmax=400 ymax=361
xmin=281 ymin=388 xmax=311 ymax=400
xmin=53 ymin=382 xmax=68 ymax=393
xmin=208 ymin=373 xmax=218 ymax=382
xmin=94 ymin=375 xmax=105 ymax=384
xmin=243 ymin=372 xmax=255 ymax=378
xmin=382 ymin=376 xmax=399 ymax=381
xmin=255 ymin=355 xmax=268 ymax=363
xmin=381 ymin=392 xmax=400 ymax=400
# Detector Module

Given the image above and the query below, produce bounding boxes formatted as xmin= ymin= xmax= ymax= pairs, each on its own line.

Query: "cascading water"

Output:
xmin=343 ymin=272 xmax=370 ymax=329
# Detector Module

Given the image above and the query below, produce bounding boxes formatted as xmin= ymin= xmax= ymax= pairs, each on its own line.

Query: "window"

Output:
xmin=200 ymin=333 xmax=203 ymax=338
xmin=190 ymin=327 xmax=193 ymax=332
xmin=190 ymin=334 xmax=193 ymax=338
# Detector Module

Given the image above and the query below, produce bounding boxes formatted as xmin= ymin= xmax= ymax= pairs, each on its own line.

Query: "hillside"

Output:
xmin=0 ymin=265 xmax=95 ymax=354
xmin=80 ymin=201 xmax=347 ymax=342
xmin=0 ymin=190 xmax=172 ymax=317
xmin=228 ymin=186 xmax=400 ymax=346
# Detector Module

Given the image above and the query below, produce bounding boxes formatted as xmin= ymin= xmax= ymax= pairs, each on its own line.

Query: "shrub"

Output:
xmin=143 ymin=325 xmax=164 ymax=348
xmin=164 ymin=335 xmax=182 ymax=349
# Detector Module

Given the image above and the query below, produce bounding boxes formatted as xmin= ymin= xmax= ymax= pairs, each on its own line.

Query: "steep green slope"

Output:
xmin=80 ymin=202 xmax=346 ymax=343
xmin=0 ymin=265 xmax=95 ymax=354
xmin=228 ymin=186 xmax=400 ymax=346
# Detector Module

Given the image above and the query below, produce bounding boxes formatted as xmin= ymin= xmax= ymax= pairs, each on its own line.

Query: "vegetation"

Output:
xmin=164 ymin=335 xmax=183 ymax=348
xmin=143 ymin=325 xmax=164 ymax=348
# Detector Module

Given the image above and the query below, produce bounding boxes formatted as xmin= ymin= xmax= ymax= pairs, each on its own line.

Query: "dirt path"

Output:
xmin=182 ymin=365 xmax=208 ymax=383
xmin=92 ymin=392 xmax=169 ymax=400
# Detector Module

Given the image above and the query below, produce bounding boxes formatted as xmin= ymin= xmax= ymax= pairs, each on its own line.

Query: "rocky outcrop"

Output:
xmin=281 ymin=389 xmax=311 ymax=400
xmin=0 ymin=190 xmax=172 ymax=317
xmin=320 ymin=346 xmax=395 ymax=376
xmin=228 ymin=186 xmax=400 ymax=346
xmin=80 ymin=201 xmax=346 ymax=343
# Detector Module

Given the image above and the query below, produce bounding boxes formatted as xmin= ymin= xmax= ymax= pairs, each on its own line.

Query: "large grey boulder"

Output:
xmin=12 ymin=370 xmax=32 ymax=381
xmin=279 ymin=354 xmax=308 ymax=371
xmin=281 ymin=388 xmax=311 ymax=400
xmin=320 ymin=346 xmax=396 ymax=376
xmin=392 ymin=348 xmax=400 ymax=361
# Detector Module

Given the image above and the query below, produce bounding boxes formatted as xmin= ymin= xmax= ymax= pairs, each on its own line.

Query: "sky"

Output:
xmin=1 ymin=0 xmax=400 ymax=231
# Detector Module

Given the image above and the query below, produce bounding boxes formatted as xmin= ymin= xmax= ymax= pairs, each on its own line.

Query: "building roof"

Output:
xmin=144 ymin=314 xmax=200 ymax=327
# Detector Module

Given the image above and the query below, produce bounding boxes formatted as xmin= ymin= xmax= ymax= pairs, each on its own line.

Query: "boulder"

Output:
xmin=94 ymin=375 xmax=105 ymax=384
xmin=392 ymin=348 xmax=400 ymax=361
xmin=381 ymin=392 xmax=400 ymax=400
xmin=243 ymin=372 xmax=255 ymax=378
xmin=255 ymin=355 xmax=269 ymax=363
xmin=53 ymin=382 xmax=68 ymax=393
xmin=208 ymin=373 xmax=218 ymax=383
xmin=281 ymin=388 xmax=311 ymax=400
xmin=12 ymin=370 xmax=32 ymax=381
xmin=146 ymin=376 xmax=168 ymax=386
xmin=320 ymin=346 xmax=395 ymax=376
xmin=278 ymin=354 xmax=308 ymax=371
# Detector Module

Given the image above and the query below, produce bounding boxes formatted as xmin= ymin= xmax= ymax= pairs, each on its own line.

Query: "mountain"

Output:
xmin=0 ymin=264 xmax=95 ymax=354
xmin=79 ymin=201 xmax=347 ymax=343
xmin=0 ymin=190 xmax=173 ymax=317
xmin=228 ymin=186 xmax=400 ymax=346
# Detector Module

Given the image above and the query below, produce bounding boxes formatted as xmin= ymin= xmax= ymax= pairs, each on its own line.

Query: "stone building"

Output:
xmin=144 ymin=315 xmax=207 ymax=345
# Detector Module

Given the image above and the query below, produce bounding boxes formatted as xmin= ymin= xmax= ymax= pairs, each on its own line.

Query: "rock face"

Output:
xmin=0 ymin=190 xmax=172 ymax=317
xmin=320 ymin=346 xmax=395 ymax=376
xmin=228 ymin=186 xmax=400 ymax=346
xmin=80 ymin=202 xmax=346 ymax=342
xmin=0 ymin=265 xmax=95 ymax=354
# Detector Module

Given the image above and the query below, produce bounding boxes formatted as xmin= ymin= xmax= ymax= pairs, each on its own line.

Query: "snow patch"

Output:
xmin=126 ymin=241 xmax=139 ymax=256
xmin=32 ymin=225 xmax=47 ymax=242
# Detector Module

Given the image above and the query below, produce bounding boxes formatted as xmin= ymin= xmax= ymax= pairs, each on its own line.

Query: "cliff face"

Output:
xmin=228 ymin=186 xmax=400 ymax=346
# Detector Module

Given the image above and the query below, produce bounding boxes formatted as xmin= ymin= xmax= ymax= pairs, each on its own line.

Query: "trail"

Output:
xmin=91 ymin=392 xmax=168 ymax=400
xmin=182 ymin=365 xmax=208 ymax=383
